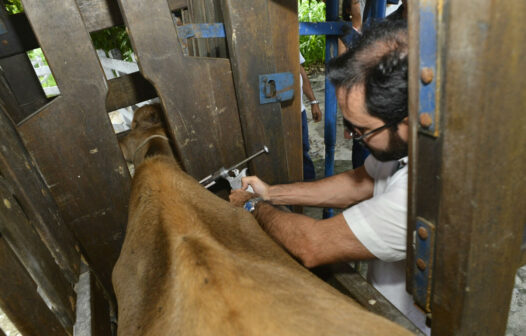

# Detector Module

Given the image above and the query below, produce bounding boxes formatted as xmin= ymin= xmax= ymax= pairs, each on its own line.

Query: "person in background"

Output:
xmin=299 ymin=52 xmax=322 ymax=181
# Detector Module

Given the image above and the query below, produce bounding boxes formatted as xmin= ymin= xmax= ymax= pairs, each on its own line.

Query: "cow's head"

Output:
xmin=119 ymin=104 xmax=174 ymax=167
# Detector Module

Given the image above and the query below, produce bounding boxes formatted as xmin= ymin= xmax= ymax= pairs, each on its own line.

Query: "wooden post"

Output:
xmin=408 ymin=0 xmax=526 ymax=334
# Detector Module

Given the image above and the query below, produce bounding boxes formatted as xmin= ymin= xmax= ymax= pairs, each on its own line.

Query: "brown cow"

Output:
xmin=113 ymin=108 xmax=413 ymax=335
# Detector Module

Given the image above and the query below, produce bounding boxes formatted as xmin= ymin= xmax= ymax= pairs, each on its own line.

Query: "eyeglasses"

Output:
xmin=344 ymin=118 xmax=401 ymax=142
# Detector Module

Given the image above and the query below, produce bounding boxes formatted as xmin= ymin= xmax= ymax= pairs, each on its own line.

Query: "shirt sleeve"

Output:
xmin=299 ymin=52 xmax=305 ymax=65
xmin=342 ymin=173 xmax=407 ymax=262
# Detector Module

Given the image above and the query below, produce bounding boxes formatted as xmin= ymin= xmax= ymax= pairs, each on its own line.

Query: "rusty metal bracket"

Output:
xmin=418 ymin=1 xmax=441 ymax=137
xmin=413 ymin=217 xmax=436 ymax=313
xmin=259 ymin=73 xmax=294 ymax=104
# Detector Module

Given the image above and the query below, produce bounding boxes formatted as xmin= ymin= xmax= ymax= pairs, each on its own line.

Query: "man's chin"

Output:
xmin=362 ymin=143 xmax=407 ymax=162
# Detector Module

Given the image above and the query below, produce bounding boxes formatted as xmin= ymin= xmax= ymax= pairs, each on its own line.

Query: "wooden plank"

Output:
xmin=0 ymin=54 xmax=48 ymax=124
xmin=76 ymin=0 xmax=124 ymax=32
xmin=0 ymin=236 xmax=69 ymax=336
xmin=0 ymin=9 xmax=39 ymax=57
xmin=0 ymin=177 xmax=76 ymax=330
xmin=117 ymin=0 xmax=246 ymax=181
xmin=411 ymin=1 xmax=526 ymax=334
xmin=322 ymin=264 xmax=425 ymax=336
xmin=18 ymin=0 xmax=131 ymax=294
xmin=0 ymin=105 xmax=80 ymax=283
xmin=168 ymin=0 xmax=188 ymax=11
xmin=267 ymin=0 xmax=302 ymax=183
xmin=0 ymin=62 xmax=25 ymax=122
xmin=106 ymin=72 xmax=157 ymax=112
xmin=220 ymin=0 xmax=291 ymax=185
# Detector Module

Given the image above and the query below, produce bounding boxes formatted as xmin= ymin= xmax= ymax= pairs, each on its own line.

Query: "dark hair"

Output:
xmin=327 ymin=20 xmax=408 ymax=125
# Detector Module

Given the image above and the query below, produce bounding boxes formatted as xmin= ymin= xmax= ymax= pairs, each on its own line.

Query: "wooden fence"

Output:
xmin=0 ymin=0 xmax=302 ymax=334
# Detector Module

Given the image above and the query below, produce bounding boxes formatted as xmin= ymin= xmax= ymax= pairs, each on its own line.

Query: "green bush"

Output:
xmin=298 ymin=0 xmax=326 ymax=68
xmin=4 ymin=0 xmax=23 ymax=14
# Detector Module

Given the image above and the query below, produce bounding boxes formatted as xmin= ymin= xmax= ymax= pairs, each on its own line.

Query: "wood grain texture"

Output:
xmin=117 ymin=0 xmax=246 ymax=180
xmin=18 ymin=0 xmax=131 ymax=294
xmin=0 ymin=177 xmax=76 ymax=329
xmin=267 ymin=0 xmax=302 ymax=183
xmin=220 ymin=0 xmax=290 ymax=185
xmin=0 ymin=236 xmax=69 ymax=336
xmin=0 ymin=105 xmax=80 ymax=284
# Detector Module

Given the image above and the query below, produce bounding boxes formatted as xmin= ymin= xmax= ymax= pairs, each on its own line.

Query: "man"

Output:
xmin=299 ymin=52 xmax=322 ymax=181
xmin=231 ymin=20 xmax=429 ymax=333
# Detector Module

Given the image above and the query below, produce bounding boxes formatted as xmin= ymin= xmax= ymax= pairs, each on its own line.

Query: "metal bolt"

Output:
xmin=419 ymin=113 xmax=433 ymax=129
xmin=416 ymin=258 xmax=427 ymax=271
xmin=421 ymin=67 xmax=434 ymax=84
xmin=418 ymin=227 xmax=429 ymax=240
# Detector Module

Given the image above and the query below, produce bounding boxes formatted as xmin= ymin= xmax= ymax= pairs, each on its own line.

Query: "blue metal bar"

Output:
xmin=363 ymin=0 xmax=387 ymax=24
xmin=176 ymin=23 xmax=226 ymax=39
xmin=322 ymin=0 xmax=339 ymax=219
xmin=299 ymin=22 xmax=351 ymax=36
xmin=178 ymin=22 xmax=350 ymax=39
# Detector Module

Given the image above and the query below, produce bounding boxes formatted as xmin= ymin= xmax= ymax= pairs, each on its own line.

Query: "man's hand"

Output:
xmin=311 ymin=104 xmax=322 ymax=122
xmin=229 ymin=189 xmax=255 ymax=207
xmin=241 ymin=176 xmax=270 ymax=201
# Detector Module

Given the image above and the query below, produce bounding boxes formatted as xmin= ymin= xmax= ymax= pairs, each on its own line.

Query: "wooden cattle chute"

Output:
xmin=0 ymin=0 xmax=301 ymax=334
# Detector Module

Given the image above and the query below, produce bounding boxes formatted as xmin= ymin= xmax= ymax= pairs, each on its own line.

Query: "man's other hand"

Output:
xmin=229 ymin=189 xmax=255 ymax=207
xmin=311 ymin=104 xmax=322 ymax=122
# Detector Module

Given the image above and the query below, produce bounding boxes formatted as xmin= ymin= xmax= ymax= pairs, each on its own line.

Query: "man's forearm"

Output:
xmin=266 ymin=166 xmax=374 ymax=208
xmin=254 ymin=202 xmax=316 ymax=265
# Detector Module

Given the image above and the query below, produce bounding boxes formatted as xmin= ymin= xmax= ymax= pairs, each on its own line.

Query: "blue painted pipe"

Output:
xmin=322 ymin=0 xmax=339 ymax=219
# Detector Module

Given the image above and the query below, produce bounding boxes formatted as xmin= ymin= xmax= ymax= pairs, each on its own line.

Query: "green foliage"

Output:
xmin=27 ymin=48 xmax=57 ymax=89
xmin=298 ymin=0 xmax=326 ymax=68
xmin=4 ymin=0 xmax=23 ymax=14
xmin=90 ymin=26 xmax=134 ymax=61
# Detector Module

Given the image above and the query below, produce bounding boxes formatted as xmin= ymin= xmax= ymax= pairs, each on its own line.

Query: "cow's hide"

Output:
xmin=112 ymin=155 xmax=413 ymax=335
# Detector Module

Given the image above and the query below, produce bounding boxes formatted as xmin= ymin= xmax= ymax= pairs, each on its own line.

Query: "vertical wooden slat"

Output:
xmin=75 ymin=0 xmax=124 ymax=32
xmin=117 ymin=0 xmax=246 ymax=181
xmin=267 ymin=0 xmax=302 ymax=183
xmin=0 ymin=177 xmax=75 ymax=329
xmin=18 ymin=0 xmax=131 ymax=294
xmin=0 ymin=104 xmax=80 ymax=283
xmin=412 ymin=1 xmax=526 ymax=334
xmin=221 ymin=0 xmax=291 ymax=185
xmin=0 ymin=236 xmax=69 ymax=336
xmin=188 ymin=0 xmax=227 ymax=58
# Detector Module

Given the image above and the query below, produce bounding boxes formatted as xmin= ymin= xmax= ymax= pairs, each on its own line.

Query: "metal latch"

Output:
xmin=259 ymin=73 xmax=294 ymax=104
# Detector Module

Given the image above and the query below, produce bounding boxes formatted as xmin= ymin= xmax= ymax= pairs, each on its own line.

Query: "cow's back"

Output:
xmin=113 ymin=156 xmax=413 ymax=335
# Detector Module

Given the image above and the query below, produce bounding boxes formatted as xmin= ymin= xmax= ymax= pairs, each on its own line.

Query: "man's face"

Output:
xmin=336 ymin=86 xmax=408 ymax=162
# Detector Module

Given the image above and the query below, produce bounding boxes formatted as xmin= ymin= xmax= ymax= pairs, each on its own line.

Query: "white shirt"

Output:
xmin=343 ymin=155 xmax=431 ymax=335
xmin=299 ymin=52 xmax=306 ymax=112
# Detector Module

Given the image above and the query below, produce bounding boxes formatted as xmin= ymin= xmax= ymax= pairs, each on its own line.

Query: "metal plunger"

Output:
xmin=199 ymin=146 xmax=269 ymax=188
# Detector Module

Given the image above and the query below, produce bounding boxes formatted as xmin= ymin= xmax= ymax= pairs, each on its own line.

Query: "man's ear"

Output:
xmin=401 ymin=116 xmax=409 ymax=125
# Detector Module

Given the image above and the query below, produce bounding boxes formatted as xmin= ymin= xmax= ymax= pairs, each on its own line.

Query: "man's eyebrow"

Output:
xmin=343 ymin=118 xmax=365 ymax=130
